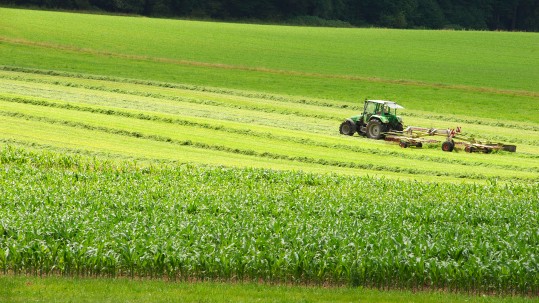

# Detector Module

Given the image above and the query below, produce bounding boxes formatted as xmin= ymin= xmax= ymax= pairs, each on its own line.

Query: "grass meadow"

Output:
xmin=1 ymin=7 xmax=539 ymax=301
xmin=4 ymin=276 xmax=536 ymax=303
xmin=1 ymin=8 xmax=538 ymax=121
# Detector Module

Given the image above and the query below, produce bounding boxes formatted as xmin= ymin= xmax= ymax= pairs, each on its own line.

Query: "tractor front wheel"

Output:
xmin=339 ymin=120 xmax=356 ymax=136
xmin=366 ymin=120 xmax=386 ymax=139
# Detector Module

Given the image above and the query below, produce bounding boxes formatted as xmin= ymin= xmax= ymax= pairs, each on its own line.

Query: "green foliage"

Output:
xmin=286 ymin=16 xmax=353 ymax=28
xmin=1 ymin=146 xmax=539 ymax=294
xmin=3 ymin=0 xmax=539 ymax=31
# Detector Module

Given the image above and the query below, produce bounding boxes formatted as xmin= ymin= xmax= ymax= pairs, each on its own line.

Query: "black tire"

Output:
xmin=465 ymin=146 xmax=474 ymax=153
xmin=442 ymin=141 xmax=455 ymax=152
xmin=399 ymin=141 xmax=409 ymax=148
xmin=416 ymin=142 xmax=422 ymax=148
xmin=366 ymin=120 xmax=386 ymax=139
xmin=339 ymin=120 xmax=356 ymax=136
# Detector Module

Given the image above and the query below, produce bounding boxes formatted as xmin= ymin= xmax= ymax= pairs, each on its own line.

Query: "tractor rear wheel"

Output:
xmin=366 ymin=120 xmax=386 ymax=139
xmin=339 ymin=120 xmax=356 ymax=136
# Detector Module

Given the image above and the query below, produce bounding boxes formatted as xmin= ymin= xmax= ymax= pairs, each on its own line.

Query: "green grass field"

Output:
xmin=1 ymin=8 xmax=538 ymax=120
xmin=0 ymin=66 xmax=538 ymax=182
xmin=4 ymin=276 xmax=536 ymax=303
xmin=1 ymin=7 xmax=539 ymax=301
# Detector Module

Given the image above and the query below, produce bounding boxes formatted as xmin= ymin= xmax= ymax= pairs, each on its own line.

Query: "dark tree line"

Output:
xmin=3 ymin=0 xmax=539 ymax=31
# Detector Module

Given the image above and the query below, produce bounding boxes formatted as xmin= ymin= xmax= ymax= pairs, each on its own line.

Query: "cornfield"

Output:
xmin=1 ymin=146 xmax=538 ymax=294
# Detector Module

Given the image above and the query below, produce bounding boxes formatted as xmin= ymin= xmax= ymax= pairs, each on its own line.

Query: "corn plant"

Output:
xmin=0 ymin=146 xmax=538 ymax=294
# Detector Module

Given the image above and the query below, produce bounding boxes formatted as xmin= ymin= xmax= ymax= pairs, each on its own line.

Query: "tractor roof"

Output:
xmin=366 ymin=99 xmax=404 ymax=109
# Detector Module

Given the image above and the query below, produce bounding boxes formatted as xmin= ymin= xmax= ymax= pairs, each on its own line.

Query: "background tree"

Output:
xmin=1 ymin=0 xmax=538 ymax=31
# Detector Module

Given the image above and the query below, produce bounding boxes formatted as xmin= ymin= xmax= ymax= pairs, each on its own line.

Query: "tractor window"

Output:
xmin=365 ymin=102 xmax=377 ymax=114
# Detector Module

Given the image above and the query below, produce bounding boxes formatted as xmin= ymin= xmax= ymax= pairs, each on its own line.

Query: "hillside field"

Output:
xmin=1 ymin=7 xmax=539 ymax=300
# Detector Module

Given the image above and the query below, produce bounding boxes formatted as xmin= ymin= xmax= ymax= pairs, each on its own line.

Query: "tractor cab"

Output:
xmin=364 ymin=100 xmax=403 ymax=126
xmin=364 ymin=100 xmax=394 ymax=119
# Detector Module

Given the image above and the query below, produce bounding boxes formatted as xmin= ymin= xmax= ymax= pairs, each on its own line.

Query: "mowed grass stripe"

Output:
xmin=0 ymin=115 xmax=350 ymax=174
xmin=0 ymin=66 xmax=353 ymax=109
xmin=3 ymin=94 xmax=539 ymax=173
xmin=2 ymin=102 xmax=538 ymax=182
xmin=0 ymin=111 xmax=489 ymax=180
xmin=0 ymin=115 xmax=455 ymax=180
xmin=5 ymin=137 xmax=485 ymax=184
xmin=4 ymin=67 xmax=539 ymax=133
xmin=3 ymin=74 xmax=538 ymax=164
xmin=1 ymin=71 xmax=538 ymax=180
xmin=3 ymin=73 xmax=539 ymax=150
xmin=2 ymin=73 xmax=539 ymax=156
xmin=2 ymin=78 xmax=538 ymax=161
xmin=0 ymin=70 xmax=347 ymax=121
xmin=4 ymin=92 xmax=538 ymax=164
xmin=0 ymin=79 xmax=336 ymax=134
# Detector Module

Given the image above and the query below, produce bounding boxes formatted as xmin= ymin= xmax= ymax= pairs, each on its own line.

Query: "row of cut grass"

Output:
xmin=5 ymin=66 xmax=539 ymax=131
xmin=1 ymin=66 xmax=538 ymax=182
xmin=4 ymin=92 xmax=538 ymax=173
xmin=7 ymin=112 xmax=526 ymax=181
xmin=2 ymin=87 xmax=538 ymax=182
xmin=3 ymin=68 xmax=539 ymax=144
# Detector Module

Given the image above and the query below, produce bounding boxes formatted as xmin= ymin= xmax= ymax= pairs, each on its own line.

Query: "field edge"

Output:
xmin=0 ymin=275 xmax=536 ymax=303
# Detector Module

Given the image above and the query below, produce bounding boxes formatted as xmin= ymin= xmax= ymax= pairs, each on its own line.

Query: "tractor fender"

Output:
xmin=345 ymin=118 xmax=358 ymax=132
xmin=349 ymin=115 xmax=363 ymax=124
xmin=345 ymin=118 xmax=356 ymax=126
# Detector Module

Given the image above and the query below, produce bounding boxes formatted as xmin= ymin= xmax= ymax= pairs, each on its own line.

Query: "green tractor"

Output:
xmin=339 ymin=99 xmax=404 ymax=139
